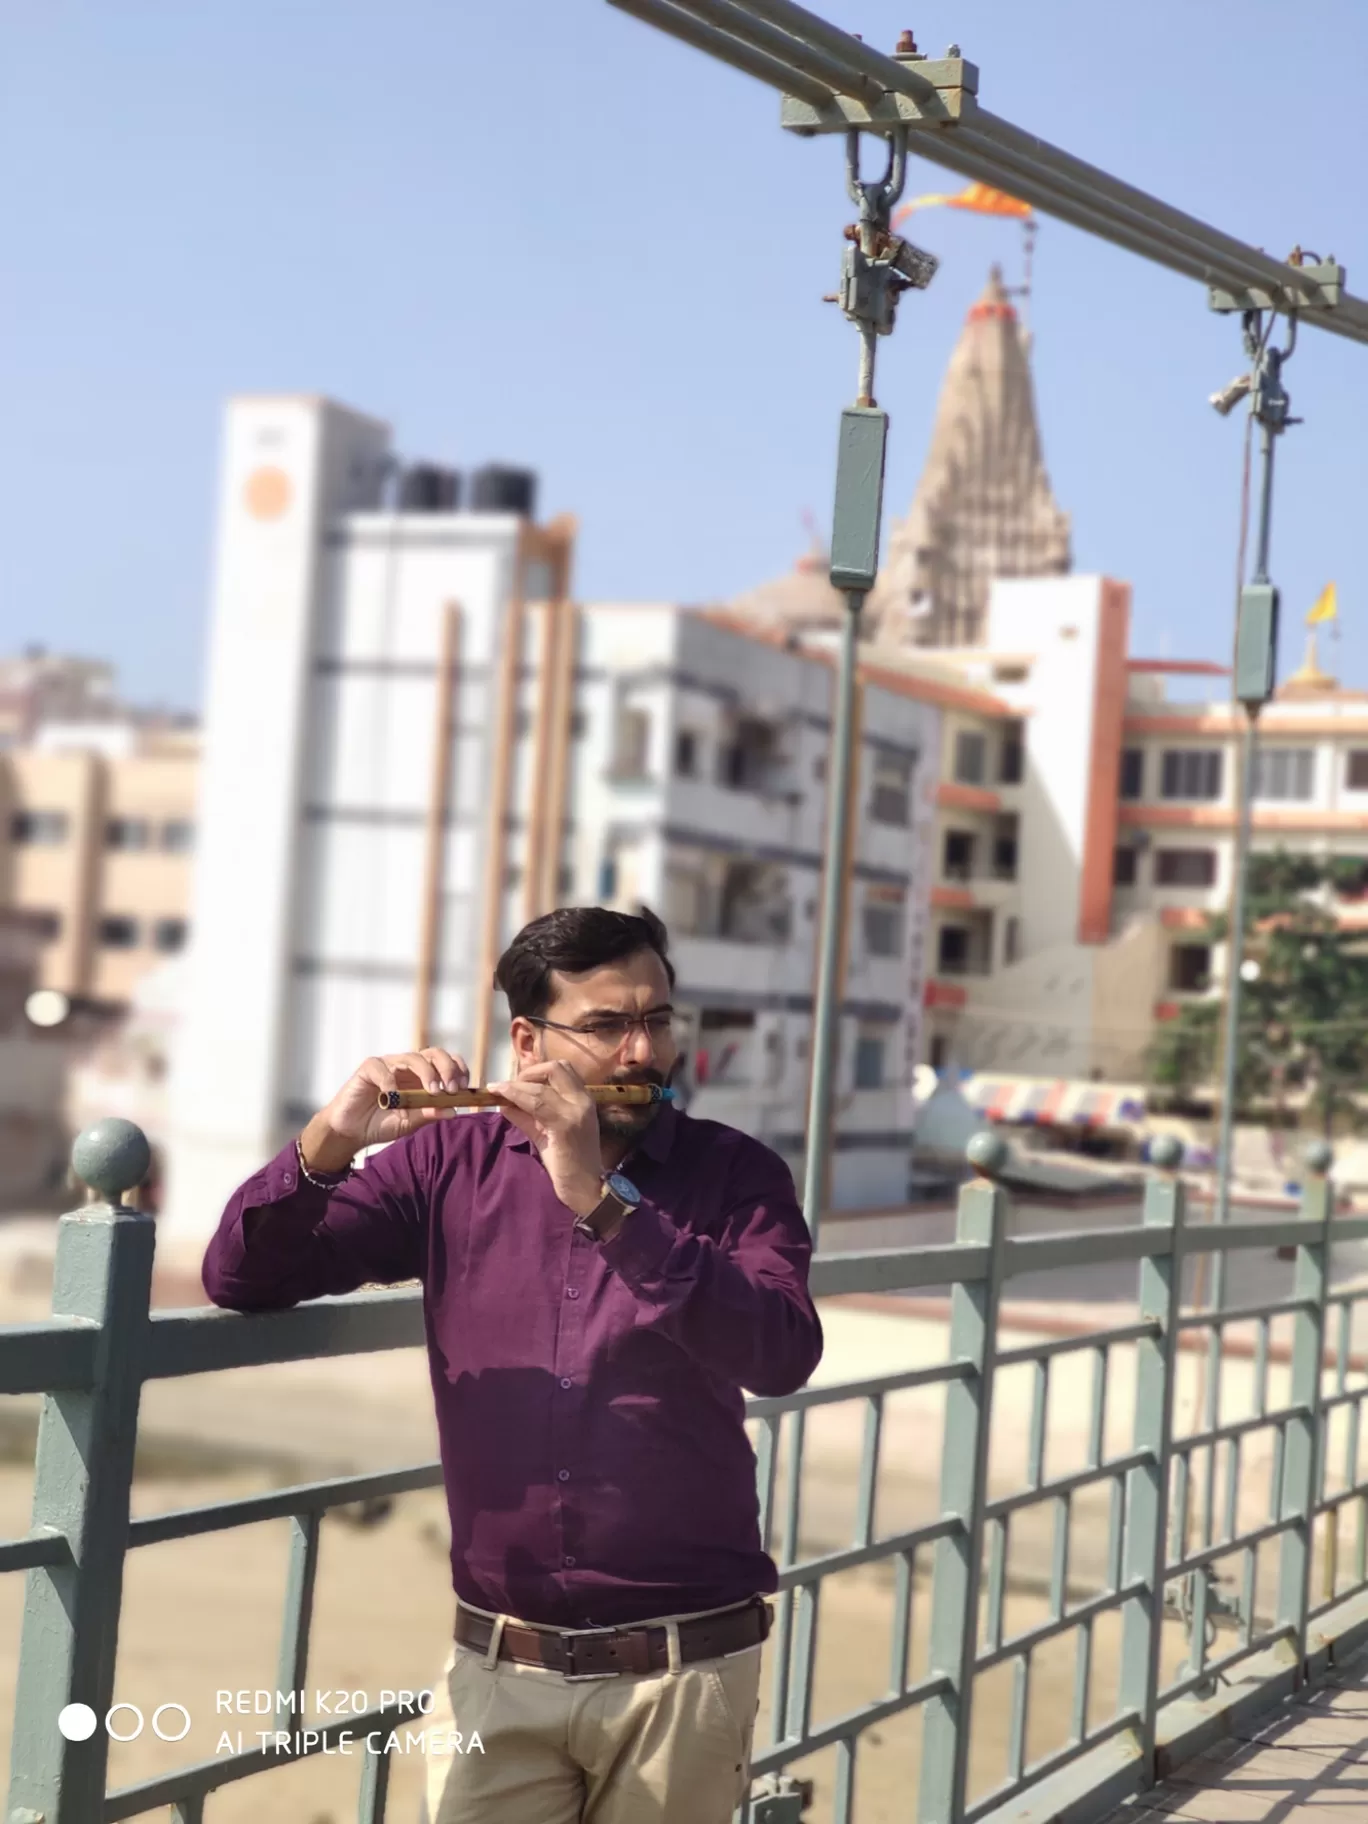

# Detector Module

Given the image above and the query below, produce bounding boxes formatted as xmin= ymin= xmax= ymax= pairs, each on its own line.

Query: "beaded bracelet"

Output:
xmin=295 ymin=1136 xmax=354 ymax=1190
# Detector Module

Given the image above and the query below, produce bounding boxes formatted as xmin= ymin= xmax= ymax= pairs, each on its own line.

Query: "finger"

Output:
xmin=423 ymin=1048 xmax=469 ymax=1091
xmin=487 ymin=1079 xmax=541 ymax=1112
xmin=495 ymin=1102 xmax=543 ymax=1144
xmin=359 ymin=1055 xmax=399 ymax=1097
xmin=391 ymin=1051 xmax=445 ymax=1094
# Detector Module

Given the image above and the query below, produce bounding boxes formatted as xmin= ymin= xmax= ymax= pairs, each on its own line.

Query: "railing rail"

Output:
xmin=5 ymin=1121 xmax=1368 ymax=1822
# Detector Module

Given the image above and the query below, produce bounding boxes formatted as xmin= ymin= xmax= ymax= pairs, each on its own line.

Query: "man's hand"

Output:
xmin=486 ymin=1060 xmax=603 ymax=1218
xmin=299 ymin=1049 xmax=470 ymax=1174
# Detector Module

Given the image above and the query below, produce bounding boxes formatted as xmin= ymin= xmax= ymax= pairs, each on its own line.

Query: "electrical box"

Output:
xmin=1234 ymin=581 xmax=1279 ymax=706
xmin=829 ymin=406 xmax=888 ymax=594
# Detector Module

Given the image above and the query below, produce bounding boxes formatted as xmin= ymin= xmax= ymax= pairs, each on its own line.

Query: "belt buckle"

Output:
xmin=560 ymin=1629 xmax=621 ymax=1682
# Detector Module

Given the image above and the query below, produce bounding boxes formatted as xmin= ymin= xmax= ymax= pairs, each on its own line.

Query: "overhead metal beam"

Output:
xmin=608 ymin=0 xmax=1368 ymax=346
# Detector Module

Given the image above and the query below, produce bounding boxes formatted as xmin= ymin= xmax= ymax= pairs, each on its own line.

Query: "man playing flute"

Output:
xmin=200 ymin=904 xmax=823 ymax=1822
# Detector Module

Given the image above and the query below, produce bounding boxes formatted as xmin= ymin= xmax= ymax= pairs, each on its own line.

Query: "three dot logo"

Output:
xmin=58 ymin=1702 xmax=191 ymax=1742
xmin=242 ymin=465 xmax=293 ymax=521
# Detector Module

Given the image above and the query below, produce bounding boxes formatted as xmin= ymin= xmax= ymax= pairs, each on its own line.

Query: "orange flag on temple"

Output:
xmin=892 ymin=183 xmax=1034 ymax=228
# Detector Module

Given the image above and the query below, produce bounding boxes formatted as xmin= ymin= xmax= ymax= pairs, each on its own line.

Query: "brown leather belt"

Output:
xmin=454 ymin=1596 xmax=772 ymax=1679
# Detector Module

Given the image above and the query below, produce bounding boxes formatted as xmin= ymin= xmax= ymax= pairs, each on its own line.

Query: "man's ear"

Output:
xmin=508 ymin=1018 xmax=540 ymax=1069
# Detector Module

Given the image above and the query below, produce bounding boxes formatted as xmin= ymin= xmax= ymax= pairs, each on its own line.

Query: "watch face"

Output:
xmin=606 ymin=1172 xmax=641 ymax=1206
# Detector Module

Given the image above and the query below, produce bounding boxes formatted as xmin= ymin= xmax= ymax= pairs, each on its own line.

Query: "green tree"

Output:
xmin=1147 ymin=848 xmax=1368 ymax=1133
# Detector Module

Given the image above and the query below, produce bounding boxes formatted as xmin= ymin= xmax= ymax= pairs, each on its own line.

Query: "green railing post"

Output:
xmin=1117 ymin=1136 xmax=1186 ymax=1781
xmin=917 ymin=1133 xmax=1009 ymax=1824
xmin=6 ymin=1121 xmax=154 ymax=1824
xmin=1276 ymin=1140 xmax=1335 ymax=1676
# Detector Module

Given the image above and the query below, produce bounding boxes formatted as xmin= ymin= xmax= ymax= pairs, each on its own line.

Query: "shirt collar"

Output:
xmin=504 ymin=1099 xmax=678 ymax=1167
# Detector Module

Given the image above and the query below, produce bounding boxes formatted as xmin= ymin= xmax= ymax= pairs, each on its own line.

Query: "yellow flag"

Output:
xmin=1307 ymin=582 xmax=1337 ymax=626
xmin=893 ymin=184 xmax=1033 ymax=228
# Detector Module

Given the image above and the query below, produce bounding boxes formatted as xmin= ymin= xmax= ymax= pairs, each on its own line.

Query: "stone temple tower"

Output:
xmin=866 ymin=267 xmax=1071 ymax=649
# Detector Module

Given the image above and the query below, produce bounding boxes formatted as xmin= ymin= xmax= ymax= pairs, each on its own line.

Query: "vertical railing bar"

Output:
xmin=1071 ymin=1616 xmax=1093 ymax=1745
xmin=1190 ymin=1562 xmax=1211 ymax=1679
xmin=986 ymin=1517 xmax=1007 ymax=1653
xmin=833 ymin=1734 xmax=857 ymax=1824
xmin=1117 ymin=1147 xmax=1186 ymax=1786
xmin=916 ymin=1146 xmax=1008 ymax=1824
xmin=1106 ymin=1474 xmax=1124 ymax=1594
xmin=274 ymin=1510 xmax=322 ymax=1737
xmin=1345 ymin=1398 xmax=1362 ymax=1524
xmin=1027 ymin=1358 xmax=1049 ymax=1491
xmin=1240 ymin=1543 xmax=1257 ymax=1651
xmin=855 ymin=1392 xmax=884 ymax=1548
xmin=1325 ymin=1500 xmax=1340 ymax=1606
xmin=358 ymin=1736 xmax=392 ymax=1824
xmin=1357 ymin=1491 xmax=1368 ymax=1592
xmin=170 ymin=1800 xmax=204 ymax=1824
xmin=1087 ymin=1345 xmax=1108 ymax=1471
xmin=890 ymin=1548 xmax=915 ymax=1696
xmin=1270 ymin=1427 xmax=1287 ymax=1524
xmin=1008 ymin=1650 xmax=1031 ymax=1785
xmin=785 ymin=1579 xmax=820 ymax=1744
xmin=1276 ymin=1146 xmax=1335 ymax=1678
xmin=1253 ymin=1316 xmax=1270 ymax=1420
xmin=1049 ymin=1492 xmax=1070 ymax=1624
xmin=769 ymin=1407 xmax=805 ymax=1741
xmin=1337 ymin=1299 xmax=1352 ymax=1396
xmin=1169 ymin=1448 xmax=1191 ymax=1571
xmin=755 ymin=1414 xmax=780 ymax=1554
xmin=1223 ymin=1436 xmax=1241 ymax=1547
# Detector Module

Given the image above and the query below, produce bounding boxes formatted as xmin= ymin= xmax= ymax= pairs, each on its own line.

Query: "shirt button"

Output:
xmin=557 ymin=1469 xmax=570 ymax=1482
xmin=563 ymin=1555 xmax=577 ymax=1568
xmin=565 ymin=1288 xmax=579 ymax=1300
xmin=560 ymin=1378 xmax=572 ymax=1390
xmin=283 ymin=1172 xmax=294 ymax=1188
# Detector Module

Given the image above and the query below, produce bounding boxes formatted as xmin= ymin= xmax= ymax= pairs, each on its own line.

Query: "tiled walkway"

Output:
xmin=1108 ymin=1658 xmax=1368 ymax=1821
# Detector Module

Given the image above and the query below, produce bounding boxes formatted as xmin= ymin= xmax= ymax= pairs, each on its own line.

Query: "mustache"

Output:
xmin=605 ymin=1065 xmax=668 ymax=1089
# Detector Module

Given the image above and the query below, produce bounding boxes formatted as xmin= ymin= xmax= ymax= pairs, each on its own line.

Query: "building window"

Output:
xmin=869 ymin=750 xmax=913 ymax=825
xmin=719 ymin=718 xmax=781 ymax=793
xmin=1169 ymin=943 xmax=1211 ymax=992
xmin=28 ymin=910 xmax=62 ymax=941
xmin=597 ymin=856 xmax=618 ymax=899
xmin=106 ymin=817 xmax=151 ymax=851
xmin=992 ymin=835 xmax=1018 ymax=880
xmin=1113 ymin=846 xmax=1139 ymax=887
xmin=1154 ymin=847 xmax=1217 ymax=888
xmin=1346 ymin=750 xmax=1368 ymax=791
xmin=937 ymin=925 xmax=969 ymax=973
xmin=953 ymin=731 xmax=986 ymax=786
xmin=942 ymin=830 xmax=974 ymax=881
xmin=863 ymin=894 xmax=905 ymax=957
xmin=1254 ymin=747 xmax=1314 ymax=802
xmin=1160 ymin=749 xmax=1223 ymax=801
xmin=853 ymin=1034 xmax=887 ymax=1090
xmin=1119 ymin=748 xmax=1145 ymax=801
xmin=674 ymin=728 xmax=699 ymax=777
xmin=152 ymin=917 xmax=188 ymax=953
xmin=557 ymin=864 xmax=575 ymax=898
xmin=160 ymin=819 xmax=195 ymax=853
xmin=97 ymin=915 xmax=140 ymax=949
xmin=611 ymin=708 xmax=651 ymax=780
xmin=570 ymin=710 xmax=589 ymax=741
xmin=929 ymin=1034 xmax=948 ymax=1071
xmin=1003 ymin=915 xmax=1021 ymax=965
xmin=999 ymin=726 xmax=1024 ymax=785
xmin=10 ymin=810 xmax=69 ymax=845
xmin=719 ymin=860 xmax=792 ymax=944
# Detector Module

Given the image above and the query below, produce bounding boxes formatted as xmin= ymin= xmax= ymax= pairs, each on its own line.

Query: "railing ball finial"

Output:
xmin=1149 ymin=1134 xmax=1185 ymax=1172
xmin=1305 ymin=1138 xmax=1334 ymax=1177
xmin=966 ymin=1129 xmax=1009 ymax=1180
xmin=72 ymin=1119 xmax=152 ymax=1206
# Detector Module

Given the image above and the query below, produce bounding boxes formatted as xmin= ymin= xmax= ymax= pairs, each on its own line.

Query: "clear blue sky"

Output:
xmin=3 ymin=1 xmax=1366 ymax=713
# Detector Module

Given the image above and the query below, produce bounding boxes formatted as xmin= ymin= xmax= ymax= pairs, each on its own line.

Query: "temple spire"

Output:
xmin=866 ymin=266 xmax=1071 ymax=649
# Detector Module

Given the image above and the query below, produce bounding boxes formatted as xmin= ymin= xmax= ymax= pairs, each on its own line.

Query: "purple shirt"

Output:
xmin=201 ymin=1102 xmax=823 ymax=1626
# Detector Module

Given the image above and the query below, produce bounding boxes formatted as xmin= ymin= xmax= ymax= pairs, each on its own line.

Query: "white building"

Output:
xmin=162 ymin=396 xmax=941 ymax=1242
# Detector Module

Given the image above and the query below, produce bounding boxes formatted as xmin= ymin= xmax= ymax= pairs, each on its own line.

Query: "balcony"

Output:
xmin=7 ymin=1125 xmax=1366 ymax=1824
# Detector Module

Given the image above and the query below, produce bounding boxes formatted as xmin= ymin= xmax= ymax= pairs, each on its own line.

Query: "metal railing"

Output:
xmin=6 ymin=1122 xmax=1368 ymax=1822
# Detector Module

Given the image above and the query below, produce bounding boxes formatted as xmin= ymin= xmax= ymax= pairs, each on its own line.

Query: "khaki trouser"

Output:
xmin=421 ymin=1598 xmax=764 ymax=1823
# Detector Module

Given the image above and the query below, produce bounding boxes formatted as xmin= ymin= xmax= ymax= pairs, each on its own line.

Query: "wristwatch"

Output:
xmin=574 ymin=1171 xmax=642 ymax=1241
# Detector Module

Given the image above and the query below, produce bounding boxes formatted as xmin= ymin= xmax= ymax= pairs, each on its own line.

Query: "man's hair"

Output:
xmin=494 ymin=905 xmax=676 ymax=1022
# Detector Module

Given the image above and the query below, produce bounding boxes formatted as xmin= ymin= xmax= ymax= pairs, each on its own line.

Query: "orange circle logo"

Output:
xmin=243 ymin=466 xmax=293 ymax=520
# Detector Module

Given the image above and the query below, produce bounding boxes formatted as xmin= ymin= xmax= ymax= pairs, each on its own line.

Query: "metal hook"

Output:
xmin=844 ymin=128 xmax=908 ymax=223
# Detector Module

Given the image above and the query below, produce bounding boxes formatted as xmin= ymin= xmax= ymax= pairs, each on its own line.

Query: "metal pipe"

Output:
xmin=1212 ymin=713 xmax=1260 ymax=1238
xmin=802 ymin=589 xmax=863 ymax=1246
xmin=728 ymin=0 xmax=930 ymax=102
xmin=670 ymin=0 xmax=861 ymax=99
xmin=606 ymin=0 xmax=837 ymax=106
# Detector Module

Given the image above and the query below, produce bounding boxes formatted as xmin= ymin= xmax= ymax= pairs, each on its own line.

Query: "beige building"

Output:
xmin=0 ymin=725 xmax=198 ymax=1009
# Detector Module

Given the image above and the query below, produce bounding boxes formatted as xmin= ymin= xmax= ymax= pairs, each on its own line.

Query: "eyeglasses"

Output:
xmin=528 ymin=1012 xmax=677 ymax=1047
